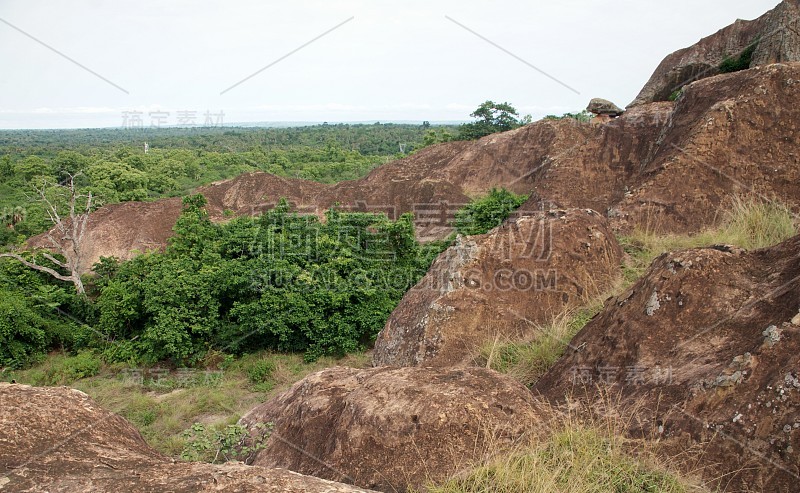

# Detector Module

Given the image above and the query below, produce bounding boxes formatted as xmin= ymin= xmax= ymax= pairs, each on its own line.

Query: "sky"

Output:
xmin=0 ymin=0 xmax=782 ymax=129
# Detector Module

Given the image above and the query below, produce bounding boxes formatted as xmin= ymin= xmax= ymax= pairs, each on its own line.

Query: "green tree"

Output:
xmin=458 ymin=101 xmax=523 ymax=140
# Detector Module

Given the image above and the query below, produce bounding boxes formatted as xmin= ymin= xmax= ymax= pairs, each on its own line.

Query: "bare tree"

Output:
xmin=0 ymin=174 xmax=92 ymax=294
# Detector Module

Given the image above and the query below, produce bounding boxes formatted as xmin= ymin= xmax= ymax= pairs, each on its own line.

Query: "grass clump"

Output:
xmin=478 ymin=304 xmax=603 ymax=388
xmin=428 ymin=423 xmax=697 ymax=493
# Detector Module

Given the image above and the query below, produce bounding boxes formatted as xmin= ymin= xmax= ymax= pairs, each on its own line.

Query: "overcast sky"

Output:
xmin=0 ymin=0 xmax=781 ymax=129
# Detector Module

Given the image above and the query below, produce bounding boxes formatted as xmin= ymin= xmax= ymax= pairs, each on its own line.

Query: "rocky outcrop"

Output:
xmin=587 ymin=98 xmax=624 ymax=116
xmin=629 ymin=0 xmax=800 ymax=106
xmin=535 ymin=235 xmax=800 ymax=491
xmin=0 ymin=383 xmax=375 ymax=492
xmin=373 ymin=209 xmax=623 ymax=367
xmin=239 ymin=366 xmax=546 ymax=492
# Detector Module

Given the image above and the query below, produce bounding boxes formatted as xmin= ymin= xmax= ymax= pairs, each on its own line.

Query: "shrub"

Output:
xmin=245 ymin=359 xmax=276 ymax=392
xmin=42 ymin=351 xmax=102 ymax=385
xmin=180 ymin=422 xmax=273 ymax=463
xmin=454 ymin=188 xmax=529 ymax=236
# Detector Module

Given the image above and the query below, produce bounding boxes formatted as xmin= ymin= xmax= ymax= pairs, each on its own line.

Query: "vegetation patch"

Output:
xmin=454 ymin=188 xmax=529 ymax=236
xmin=428 ymin=424 xmax=696 ymax=493
xmin=477 ymin=303 xmax=604 ymax=388
xmin=719 ymin=41 xmax=758 ymax=74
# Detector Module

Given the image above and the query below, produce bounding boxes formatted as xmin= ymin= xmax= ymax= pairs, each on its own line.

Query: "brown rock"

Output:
xmin=587 ymin=97 xmax=624 ymax=116
xmin=629 ymin=0 xmax=800 ymax=106
xmin=239 ymin=366 xmax=547 ymax=492
xmin=535 ymin=235 xmax=800 ymax=491
xmin=373 ymin=209 xmax=623 ymax=367
xmin=0 ymin=383 xmax=376 ymax=492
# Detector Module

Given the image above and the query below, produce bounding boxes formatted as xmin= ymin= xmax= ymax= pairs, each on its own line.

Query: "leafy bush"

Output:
xmin=245 ymin=359 xmax=277 ymax=391
xmin=181 ymin=421 xmax=273 ymax=463
xmin=454 ymin=188 xmax=529 ymax=236
xmin=0 ymin=289 xmax=49 ymax=368
xmin=96 ymin=197 xmax=441 ymax=364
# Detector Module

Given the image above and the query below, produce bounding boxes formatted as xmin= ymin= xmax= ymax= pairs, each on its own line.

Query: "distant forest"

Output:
xmin=0 ymin=123 xmax=459 ymax=244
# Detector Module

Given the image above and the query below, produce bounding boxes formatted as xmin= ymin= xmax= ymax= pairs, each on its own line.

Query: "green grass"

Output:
xmin=427 ymin=423 xmax=701 ymax=493
xmin=3 ymin=350 xmax=369 ymax=458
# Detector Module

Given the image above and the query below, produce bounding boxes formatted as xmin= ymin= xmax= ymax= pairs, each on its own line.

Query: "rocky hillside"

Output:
xmin=32 ymin=60 xmax=800 ymax=274
xmin=629 ymin=0 xmax=800 ymax=106
xmin=535 ymin=235 xmax=800 ymax=491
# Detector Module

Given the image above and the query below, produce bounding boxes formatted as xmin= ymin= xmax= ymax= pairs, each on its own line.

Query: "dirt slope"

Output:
xmin=0 ymin=383 xmax=375 ymax=492
xmin=535 ymin=235 xmax=800 ymax=491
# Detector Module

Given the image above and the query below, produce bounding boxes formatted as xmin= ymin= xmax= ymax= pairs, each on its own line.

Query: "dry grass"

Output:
xmin=426 ymin=402 xmax=709 ymax=493
xmin=620 ymin=195 xmax=797 ymax=283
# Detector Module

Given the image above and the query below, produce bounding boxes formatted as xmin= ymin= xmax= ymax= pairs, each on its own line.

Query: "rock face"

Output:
xmin=535 ymin=235 xmax=800 ymax=491
xmin=0 ymin=383 xmax=376 ymax=492
xmin=239 ymin=366 xmax=546 ymax=492
xmin=629 ymin=0 xmax=800 ymax=106
xmin=586 ymin=97 xmax=624 ymax=116
xmin=373 ymin=209 xmax=623 ymax=367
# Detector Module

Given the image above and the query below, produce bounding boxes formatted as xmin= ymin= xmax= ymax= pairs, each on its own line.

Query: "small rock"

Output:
xmin=763 ymin=325 xmax=782 ymax=347
xmin=784 ymin=424 xmax=793 ymax=433
xmin=791 ymin=312 xmax=800 ymax=326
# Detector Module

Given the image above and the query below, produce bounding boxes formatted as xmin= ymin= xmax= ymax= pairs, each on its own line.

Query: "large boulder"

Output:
xmin=373 ymin=209 xmax=623 ymax=367
xmin=239 ymin=366 xmax=547 ymax=492
xmin=0 ymin=383 xmax=375 ymax=492
xmin=629 ymin=0 xmax=800 ymax=106
xmin=535 ymin=235 xmax=800 ymax=491
xmin=587 ymin=97 xmax=624 ymax=116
